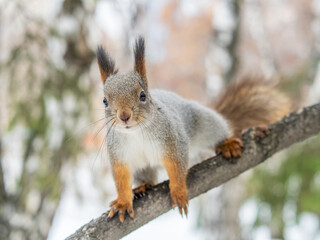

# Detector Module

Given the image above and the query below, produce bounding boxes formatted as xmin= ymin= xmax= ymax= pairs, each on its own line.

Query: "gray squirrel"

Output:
xmin=97 ymin=37 xmax=290 ymax=222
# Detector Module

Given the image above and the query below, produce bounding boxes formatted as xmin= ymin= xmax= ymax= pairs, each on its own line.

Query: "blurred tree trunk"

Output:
xmin=203 ymin=1 xmax=242 ymax=239
xmin=206 ymin=0 xmax=240 ymax=100
xmin=308 ymin=0 xmax=320 ymax=104
xmin=0 ymin=140 xmax=6 ymax=204
xmin=216 ymin=179 xmax=245 ymax=240
xmin=244 ymin=0 xmax=276 ymax=78
xmin=0 ymin=0 xmax=96 ymax=239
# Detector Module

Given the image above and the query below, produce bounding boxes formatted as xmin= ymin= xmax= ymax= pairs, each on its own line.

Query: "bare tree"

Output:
xmin=0 ymin=1 xmax=96 ymax=239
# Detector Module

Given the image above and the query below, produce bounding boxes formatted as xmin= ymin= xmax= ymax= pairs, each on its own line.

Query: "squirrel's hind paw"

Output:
xmin=133 ymin=182 xmax=153 ymax=199
xmin=242 ymin=125 xmax=270 ymax=140
xmin=252 ymin=125 xmax=270 ymax=140
xmin=215 ymin=137 xmax=243 ymax=161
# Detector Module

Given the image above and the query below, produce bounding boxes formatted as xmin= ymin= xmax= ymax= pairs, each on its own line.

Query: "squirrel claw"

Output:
xmin=108 ymin=208 xmax=115 ymax=218
xmin=119 ymin=210 xmax=125 ymax=223
xmin=133 ymin=182 xmax=153 ymax=199
xmin=170 ymin=189 xmax=189 ymax=218
xmin=108 ymin=198 xmax=134 ymax=222
xmin=177 ymin=204 xmax=188 ymax=217
xmin=182 ymin=206 xmax=188 ymax=216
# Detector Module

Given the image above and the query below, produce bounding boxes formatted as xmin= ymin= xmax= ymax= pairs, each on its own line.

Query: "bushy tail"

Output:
xmin=212 ymin=77 xmax=291 ymax=137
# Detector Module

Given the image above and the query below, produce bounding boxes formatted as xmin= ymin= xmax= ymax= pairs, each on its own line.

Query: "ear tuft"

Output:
xmin=97 ymin=46 xmax=117 ymax=84
xmin=134 ymin=36 xmax=146 ymax=80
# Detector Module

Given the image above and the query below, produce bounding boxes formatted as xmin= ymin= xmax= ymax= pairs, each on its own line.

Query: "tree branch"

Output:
xmin=67 ymin=103 xmax=320 ymax=240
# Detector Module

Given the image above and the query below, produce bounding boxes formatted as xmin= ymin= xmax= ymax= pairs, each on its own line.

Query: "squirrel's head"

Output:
xmin=97 ymin=37 xmax=151 ymax=131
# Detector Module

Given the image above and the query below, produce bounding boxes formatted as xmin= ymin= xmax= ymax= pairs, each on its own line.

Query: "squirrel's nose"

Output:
xmin=119 ymin=112 xmax=131 ymax=123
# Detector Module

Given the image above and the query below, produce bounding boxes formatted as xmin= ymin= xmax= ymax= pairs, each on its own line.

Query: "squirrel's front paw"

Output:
xmin=108 ymin=198 xmax=134 ymax=223
xmin=170 ymin=187 xmax=189 ymax=216
xmin=215 ymin=137 xmax=244 ymax=160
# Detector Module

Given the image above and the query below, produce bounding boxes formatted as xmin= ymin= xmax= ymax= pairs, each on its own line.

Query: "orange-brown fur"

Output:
xmin=134 ymin=37 xmax=147 ymax=82
xmin=108 ymin=162 xmax=134 ymax=222
xmin=98 ymin=65 xmax=108 ymax=84
xmin=213 ymin=77 xmax=291 ymax=138
xmin=215 ymin=137 xmax=243 ymax=159
xmin=213 ymin=78 xmax=290 ymax=159
xmin=135 ymin=56 xmax=146 ymax=79
xmin=162 ymin=157 xmax=188 ymax=215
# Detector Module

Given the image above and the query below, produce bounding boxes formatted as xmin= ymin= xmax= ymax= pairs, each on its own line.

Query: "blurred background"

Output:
xmin=1 ymin=0 xmax=320 ymax=239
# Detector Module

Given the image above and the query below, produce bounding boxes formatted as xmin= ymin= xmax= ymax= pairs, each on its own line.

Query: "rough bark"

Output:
xmin=67 ymin=103 xmax=320 ymax=240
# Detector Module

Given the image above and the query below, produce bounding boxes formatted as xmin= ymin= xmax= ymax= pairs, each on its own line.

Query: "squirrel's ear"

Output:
xmin=97 ymin=46 xmax=118 ymax=85
xmin=134 ymin=36 xmax=148 ymax=88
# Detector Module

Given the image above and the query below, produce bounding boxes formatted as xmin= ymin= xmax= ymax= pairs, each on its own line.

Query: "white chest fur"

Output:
xmin=114 ymin=128 xmax=163 ymax=172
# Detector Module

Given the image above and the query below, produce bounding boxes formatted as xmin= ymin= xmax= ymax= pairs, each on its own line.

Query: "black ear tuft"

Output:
xmin=97 ymin=46 xmax=117 ymax=84
xmin=134 ymin=36 xmax=146 ymax=80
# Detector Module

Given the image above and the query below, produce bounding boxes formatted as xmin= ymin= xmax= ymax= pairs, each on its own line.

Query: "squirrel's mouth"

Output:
xmin=117 ymin=122 xmax=138 ymax=130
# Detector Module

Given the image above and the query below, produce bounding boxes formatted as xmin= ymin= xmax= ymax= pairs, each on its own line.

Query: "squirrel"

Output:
xmin=96 ymin=37 xmax=290 ymax=223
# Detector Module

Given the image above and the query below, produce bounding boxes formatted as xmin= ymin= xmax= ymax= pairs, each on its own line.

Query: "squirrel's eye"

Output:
xmin=140 ymin=91 xmax=146 ymax=102
xmin=103 ymin=97 xmax=108 ymax=107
